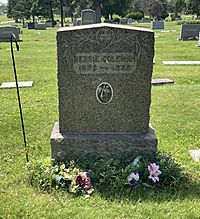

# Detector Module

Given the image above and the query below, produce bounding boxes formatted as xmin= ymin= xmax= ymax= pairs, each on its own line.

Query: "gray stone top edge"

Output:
xmin=57 ymin=23 xmax=153 ymax=33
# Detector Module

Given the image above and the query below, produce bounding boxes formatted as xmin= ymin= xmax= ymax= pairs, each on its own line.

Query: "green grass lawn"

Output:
xmin=0 ymin=15 xmax=14 ymax=23
xmin=0 ymin=23 xmax=200 ymax=218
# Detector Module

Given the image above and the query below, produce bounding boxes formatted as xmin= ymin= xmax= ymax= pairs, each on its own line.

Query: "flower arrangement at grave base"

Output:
xmin=27 ymin=152 xmax=187 ymax=196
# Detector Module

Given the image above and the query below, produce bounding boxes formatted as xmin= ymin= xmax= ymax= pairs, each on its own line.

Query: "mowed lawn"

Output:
xmin=0 ymin=21 xmax=200 ymax=218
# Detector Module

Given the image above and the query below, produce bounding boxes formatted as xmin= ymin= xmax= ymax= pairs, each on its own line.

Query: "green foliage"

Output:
xmin=125 ymin=12 xmax=144 ymax=21
xmin=176 ymin=20 xmax=200 ymax=25
xmin=170 ymin=12 xmax=181 ymax=21
xmin=26 ymin=158 xmax=56 ymax=190
xmin=27 ymin=152 xmax=188 ymax=196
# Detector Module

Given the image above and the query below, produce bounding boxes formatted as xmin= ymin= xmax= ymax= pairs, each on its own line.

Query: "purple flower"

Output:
xmin=148 ymin=163 xmax=162 ymax=183
xmin=75 ymin=171 xmax=92 ymax=189
xmin=127 ymin=172 xmax=140 ymax=188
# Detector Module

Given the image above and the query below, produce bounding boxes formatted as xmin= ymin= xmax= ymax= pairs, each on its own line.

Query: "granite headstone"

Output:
xmin=141 ymin=18 xmax=151 ymax=23
xmin=0 ymin=26 xmax=22 ymax=42
xmin=179 ymin=24 xmax=200 ymax=40
xmin=81 ymin=9 xmax=96 ymax=25
xmin=35 ymin=23 xmax=46 ymax=30
xmin=151 ymin=21 xmax=164 ymax=30
xmin=51 ymin=23 xmax=157 ymax=160
xmin=28 ymin=22 xmax=35 ymax=29
xmin=120 ymin=18 xmax=128 ymax=24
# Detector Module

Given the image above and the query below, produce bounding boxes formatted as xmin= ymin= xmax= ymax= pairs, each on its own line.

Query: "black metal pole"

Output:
xmin=10 ymin=34 xmax=29 ymax=163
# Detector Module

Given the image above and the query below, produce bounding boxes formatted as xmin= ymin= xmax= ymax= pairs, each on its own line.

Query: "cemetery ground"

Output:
xmin=0 ymin=22 xmax=200 ymax=218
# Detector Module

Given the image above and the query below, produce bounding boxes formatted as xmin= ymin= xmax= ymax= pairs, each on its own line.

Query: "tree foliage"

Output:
xmin=6 ymin=0 xmax=200 ymax=22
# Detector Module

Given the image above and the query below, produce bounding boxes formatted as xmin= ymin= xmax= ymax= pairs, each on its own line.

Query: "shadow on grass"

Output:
xmin=95 ymin=181 xmax=200 ymax=203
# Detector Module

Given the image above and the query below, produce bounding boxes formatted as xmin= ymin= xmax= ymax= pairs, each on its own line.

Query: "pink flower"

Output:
xmin=148 ymin=163 xmax=162 ymax=183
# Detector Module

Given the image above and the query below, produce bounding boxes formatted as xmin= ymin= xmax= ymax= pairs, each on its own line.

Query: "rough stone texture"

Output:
xmin=0 ymin=26 xmax=22 ymax=42
xmin=152 ymin=78 xmax=174 ymax=85
xmin=188 ymin=150 xmax=200 ymax=162
xmin=163 ymin=61 xmax=200 ymax=65
xmin=51 ymin=122 xmax=157 ymax=161
xmin=0 ymin=81 xmax=33 ymax=89
xmin=51 ymin=23 xmax=156 ymax=160
xmin=179 ymin=24 xmax=200 ymax=40
xmin=151 ymin=21 xmax=164 ymax=30
xmin=81 ymin=9 xmax=96 ymax=25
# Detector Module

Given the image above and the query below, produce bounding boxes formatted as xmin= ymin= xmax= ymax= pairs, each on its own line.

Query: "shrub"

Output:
xmin=170 ymin=13 xmax=181 ymax=21
xmin=176 ymin=20 xmax=200 ymax=25
xmin=112 ymin=14 xmax=120 ymax=23
xmin=125 ymin=12 xmax=144 ymax=21
xmin=27 ymin=152 xmax=188 ymax=196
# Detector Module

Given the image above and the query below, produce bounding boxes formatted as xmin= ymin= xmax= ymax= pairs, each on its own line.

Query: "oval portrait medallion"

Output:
xmin=96 ymin=82 xmax=113 ymax=104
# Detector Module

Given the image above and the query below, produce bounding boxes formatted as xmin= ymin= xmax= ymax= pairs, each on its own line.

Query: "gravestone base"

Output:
xmin=51 ymin=122 xmax=157 ymax=161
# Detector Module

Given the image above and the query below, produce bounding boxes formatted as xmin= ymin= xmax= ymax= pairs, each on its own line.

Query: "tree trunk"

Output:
xmin=50 ymin=0 xmax=54 ymax=27
xmin=60 ymin=0 xmax=64 ymax=27
xmin=32 ymin=15 xmax=35 ymax=23
xmin=110 ymin=13 xmax=113 ymax=20
xmin=94 ymin=0 xmax=101 ymax=23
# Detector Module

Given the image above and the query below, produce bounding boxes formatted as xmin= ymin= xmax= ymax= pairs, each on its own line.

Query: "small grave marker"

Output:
xmin=0 ymin=81 xmax=34 ymax=89
xmin=188 ymin=150 xmax=200 ymax=162
xmin=152 ymin=78 xmax=174 ymax=85
xmin=163 ymin=61 xmax=200 ymax=65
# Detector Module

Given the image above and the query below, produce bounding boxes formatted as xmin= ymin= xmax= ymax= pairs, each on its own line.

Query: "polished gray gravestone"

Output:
xmin=179 ymin=24 xmax=200 ymax=40
xmin=0 ymin=26 xmax=22 ymax=42
xmin=120 ymin=18 xmax=128 ymax=24
xmin=51 ymin=23 xmax=157 ymax=160
xmin=151 ymin=21 xmax=164 ymax=30
xmin=81 ymin=9 xmax=96 ymax=25
xmin=28 ymin=22 xmax=35 ymax=29
xmin=141 ymin=18 xmax=151 ymax=23
xmin=35 ymin=23 xmax=46 ymax=30
xmin=0 ymin=81 xmax=33 ymax=89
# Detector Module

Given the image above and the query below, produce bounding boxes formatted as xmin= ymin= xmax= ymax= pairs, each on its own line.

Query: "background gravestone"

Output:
xmin=0 ymin=26 xmax=22 ymax=42
xmin=28 ymin=22 xmax=36 ymax=29
xmin=141 ymin=18 xmax=151 ymax=23
xmin=180 ymin=24 xmax=200 ymax=40
xmin=51 ymin=23 xmax=157 ymax=160
xmin=81 ymin=9 xmax=96 ymax=25
xmin=120 ymin=18 xmax=128 ymax=24
xmin=35 ymin=23 xmax=46 ymax=30
xmin=151 ymin=21 xmax=164 ymax=30
xmin=45 ymin=21 xmax=53 ymax=28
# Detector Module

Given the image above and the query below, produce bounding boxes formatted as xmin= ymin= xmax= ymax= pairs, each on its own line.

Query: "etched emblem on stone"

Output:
xmin=96 ymin=28 xmax=114 ymax=45
xmin=96 ymin=82 xmax=113 ymax=104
